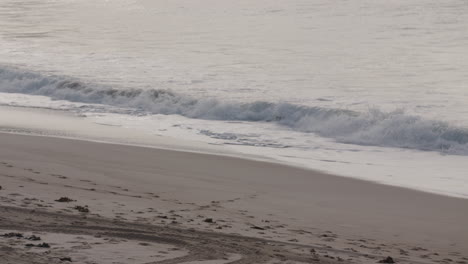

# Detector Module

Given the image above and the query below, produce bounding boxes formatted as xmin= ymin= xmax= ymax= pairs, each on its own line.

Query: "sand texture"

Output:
xmin=0 ymin=133 xmax=467 ymax=264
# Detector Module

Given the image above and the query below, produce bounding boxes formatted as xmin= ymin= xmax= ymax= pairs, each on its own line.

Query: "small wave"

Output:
xmin=1 ymin=65 xmax=468 ymax=155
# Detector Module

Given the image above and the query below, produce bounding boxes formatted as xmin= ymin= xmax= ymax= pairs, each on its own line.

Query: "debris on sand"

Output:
xmin=378 ymin=256 xmax=396 ymax=263
xmin=2 ymin=233 xmax=42 ymax=242
xmin=74 ymin=205 xmax=89 ymax=213
xmin=37 ymin=242 xmax=50 ymax=248
xmin=2 ymin=232 xmax=23 ymax=238
xmin=26 ymin=242 xmax=50 ymax=248
xmin=55 ymin=197 xmax=75 ymax=202
xmin=204 ymin=218 xmax=214 ymax=223
xmin=27 ymin=235 xmax=41 ymax=241
xmin=251 ymin=226 xmax=266 ymax=230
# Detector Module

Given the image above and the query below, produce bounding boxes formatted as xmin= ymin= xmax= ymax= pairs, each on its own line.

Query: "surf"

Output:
xmin=1 ymin=65 xmax=468 ymax=155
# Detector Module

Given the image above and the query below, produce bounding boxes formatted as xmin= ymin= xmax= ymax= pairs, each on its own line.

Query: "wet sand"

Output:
xmin=0 ymin=132 xmax=467 ymax=264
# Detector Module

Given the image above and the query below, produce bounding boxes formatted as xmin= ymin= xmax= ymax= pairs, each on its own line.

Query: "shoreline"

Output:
xmin=1 ymin=132 xmax=467 ymax=263
xmin=0 ymin=104 xmax=467 ymax=200
xmin=1 ymin=128 xmax=466 ymax=202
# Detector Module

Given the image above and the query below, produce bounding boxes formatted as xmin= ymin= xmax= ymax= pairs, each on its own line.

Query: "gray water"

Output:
xmin=1 ymin=0 xmax=467 ymax=124
xmin=1 ymin=0 xmax=468 ymax=197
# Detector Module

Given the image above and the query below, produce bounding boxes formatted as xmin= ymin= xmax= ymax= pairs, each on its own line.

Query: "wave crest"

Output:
xmin=1 ymin=66 xmax=468 ymax=154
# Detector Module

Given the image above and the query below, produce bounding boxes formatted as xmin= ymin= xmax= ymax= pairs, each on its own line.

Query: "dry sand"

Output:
xmin=0 ymin=132 xmax=467 ymax=264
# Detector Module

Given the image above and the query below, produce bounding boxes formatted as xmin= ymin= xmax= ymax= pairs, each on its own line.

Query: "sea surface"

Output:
xmin=0 ymin=0 xmax=467 ymax=197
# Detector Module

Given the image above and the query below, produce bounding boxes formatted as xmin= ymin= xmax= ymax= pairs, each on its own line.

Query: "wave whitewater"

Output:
xmin=1 ymin=66 xmax=468 ymax=155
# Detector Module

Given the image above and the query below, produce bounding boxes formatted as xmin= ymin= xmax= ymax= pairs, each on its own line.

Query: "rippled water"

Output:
xmin=1 ymin=0 xmax=467 ymax=121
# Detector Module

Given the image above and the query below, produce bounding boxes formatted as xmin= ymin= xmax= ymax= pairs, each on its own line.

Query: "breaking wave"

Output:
xmin=1 ymin=66 xmax=468 ymax=155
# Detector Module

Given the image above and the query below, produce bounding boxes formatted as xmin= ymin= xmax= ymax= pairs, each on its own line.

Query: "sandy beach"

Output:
xmin=2 ymin=0 xmax=468 ymax=263
xmin=0 ymin=132 xmax=467 ymax=264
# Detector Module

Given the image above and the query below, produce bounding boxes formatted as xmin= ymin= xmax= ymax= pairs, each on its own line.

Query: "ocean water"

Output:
xmin=0 ymin=0 xmax=467 ymax=197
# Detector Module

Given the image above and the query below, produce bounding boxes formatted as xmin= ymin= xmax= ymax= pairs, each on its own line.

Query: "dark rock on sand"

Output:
xmin=55 ymin=197 xmax=75 ymax=202
xmin=204 ymin=218 xmax=214 ymax=223
xmin=59 ymin=257 xmax=72 ymax=262
xmin=74 ymin=206 xmax=89 ymax=213
xmin=27 ymin=235 xmax=41 ymax=241
xmin=26 ymin=242 xmax=50 ymax=248
xmin=378 ymin=256 xmax=396 ymax=263
xmin=251 ymin=226 xmax=266 ymax=230
xmin=37 ymin=242 xmax=50 ymax=248
xmin=2 ymin=232 xmax=23 ymax=238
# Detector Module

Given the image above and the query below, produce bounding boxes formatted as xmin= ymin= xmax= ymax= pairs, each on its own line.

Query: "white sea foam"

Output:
xmin=1 ymin=66 xmax=467 ymax=155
